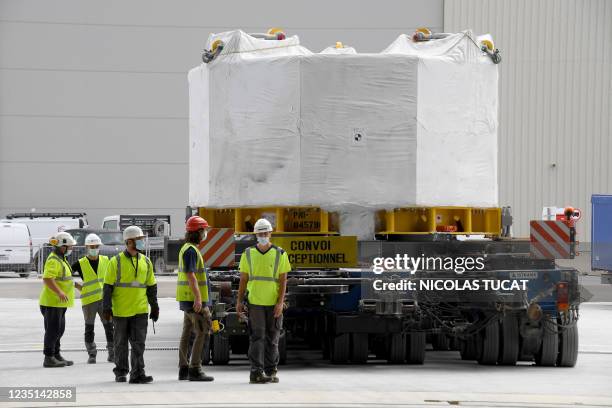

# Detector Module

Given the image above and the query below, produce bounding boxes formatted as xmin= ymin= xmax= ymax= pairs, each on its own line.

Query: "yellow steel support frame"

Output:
xmin=198 ymin=206 xmax=338 ymax=235
xmin=378 ymin=207 xmax=502 ymax=236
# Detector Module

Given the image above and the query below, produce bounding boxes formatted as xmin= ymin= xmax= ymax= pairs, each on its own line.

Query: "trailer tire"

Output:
xmin=153 ymin=256 xmax=166 ymax=274
xmin=387 ymin=333 xmax=406 ymax=364
xmin=460 ymin=335 xmax=478 ymax=360
xmin=432 ymin=333 xmax=450 ymax=351
xmin=279 ymin=331 xmax=287 ymax=365
xmin=406 ymin=331 xmax=426 ymax=364
xmin=535 ymin=317 xmax=558 ymax=366
xmin=201 ymin=335 xmax=211 ymax=366
xmin=477 ymin=320 xmax=499 ymax=365
xmin=351 ymin=333 xmax=369 ymax=364
xmin=557 ymin=319 xmax=578 ymax=367
xmin=373 ymin=338 xmax=387 ymax=360
xmin=450 ymin=335 xmax=460 ymax=351
xmin=212 ymin=334 xmax=230 ymax=365
xmin=498 ymin=315 xmax=519 ymax=365
xmin=331 ymin=334 xmax=350 ymax=364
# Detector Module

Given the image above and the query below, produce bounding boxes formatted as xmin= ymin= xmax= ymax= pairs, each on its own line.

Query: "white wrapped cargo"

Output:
xmin=189 ymin=30 xmax=498 ymax=215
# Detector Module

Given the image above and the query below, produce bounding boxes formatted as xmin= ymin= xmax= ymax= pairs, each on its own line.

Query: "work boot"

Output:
xmin=54 ymin=354 xmax=73 ymax=366
xmin=87 ymin=354 xmax=96 ymax=364
xmin=265 ymin=369 xmax=279 ymax=383
xmin=188 ymin=367 xmax=214 ymax=382
xmin=178 ymin=366 xmax=189 ymax=381
xmin=249 ymin=371 xmax=272 ymax=384
xmin=115 ymin=375 xmax=127 ymax=383
xmin=129 ymin=374 xmax=154 ymax=384
xmin=43 ymin=356 xmax=66 ymax=368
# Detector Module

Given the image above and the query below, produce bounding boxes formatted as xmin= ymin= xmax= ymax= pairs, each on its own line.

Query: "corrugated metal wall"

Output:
xmin=445 ymin=0 xmax=612 ymax=242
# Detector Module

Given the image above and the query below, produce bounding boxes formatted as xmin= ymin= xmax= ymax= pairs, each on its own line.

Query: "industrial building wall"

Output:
xmin=445 ymin=0 xmax=612 ymax=242
xmin=0 ymin=0 xmax=443 ymax=235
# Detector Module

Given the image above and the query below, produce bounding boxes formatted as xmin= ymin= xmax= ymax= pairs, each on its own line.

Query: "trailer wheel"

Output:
xmin=449 ymin=335 xmax=460 ymax=351
xmin=557 ymin=318 xmax=578 ymax=367
xmin=498 ymin=315 xmax=519 ymax=365
xmin=406 ymin=331 xmax=426 ymax=364
xmin=535 ymin=317 xmax=558 ymax=366
xmin=373 ymin=338 xmax=387 ymax=360
xmin=330 ymin=334 xmax=350 ymax=364
xmin=153 ymin=256 xmax=166 ymax=274
xmin=279 ymin=331 xmax=287 ymax=365
xmin=387 ymin=333 xmax=406 ymax=364
xmin=477 ymin=319 xmax=499 ymax=365
xmin=351 ymin=333 xmax=369 ymax=364
xmin=460 ymin=335 xmax=478 ymax=360
xmin=212 ymin=333 xmax=230 ymax=365
xmin=201 ymin=335 xmax=211 ymax=366
xmin=432 ymin=333 xmax=450 ymax=351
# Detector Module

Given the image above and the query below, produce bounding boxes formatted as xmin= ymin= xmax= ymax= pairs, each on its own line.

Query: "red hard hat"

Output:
xmin=186 ymin=216 xmax=209 ymax=232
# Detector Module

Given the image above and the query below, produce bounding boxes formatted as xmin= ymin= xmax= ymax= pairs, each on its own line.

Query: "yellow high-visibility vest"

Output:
xmin=78 ymin=255 xmax=109 ymax=306
xmin=103 ymin=252 xmax=156 ymax=317
xmin=39 ymin=252 xmax=75 ymax=308
xmin=176 ymin=243 xmax=209 ymax=302
xmin=239 ymin=245 xmax=291 ymax=306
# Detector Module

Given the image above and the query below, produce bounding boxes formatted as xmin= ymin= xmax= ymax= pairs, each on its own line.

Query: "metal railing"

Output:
xmin=32 ymin=239 xmax=175 ymax=277
xmin=0 ymin=245 xmax=33 ymax=276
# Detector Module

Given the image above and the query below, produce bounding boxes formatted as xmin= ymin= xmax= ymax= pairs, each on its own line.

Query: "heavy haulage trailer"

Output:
xmin=179 ymin=206 xmax=581 ymax=368
xmin=184 ymin=29 xmax=580 ymax=368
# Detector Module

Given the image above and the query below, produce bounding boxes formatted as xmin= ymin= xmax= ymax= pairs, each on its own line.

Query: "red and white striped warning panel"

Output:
xmin=199 ymin=228 xmax=235 ymax=267
xmin=530 ymin=220 xmax=572 ymax=259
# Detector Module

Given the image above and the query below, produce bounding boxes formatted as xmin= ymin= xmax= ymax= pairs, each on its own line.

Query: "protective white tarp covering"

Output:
xmin=189 ymin=30 xmax=498 ymax=238
xmin=320 ymin=45 xmax=357 ymax=54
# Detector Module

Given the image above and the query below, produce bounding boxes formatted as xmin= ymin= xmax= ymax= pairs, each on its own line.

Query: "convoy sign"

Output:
xmin=271 ymin=236 xmax=357 ymax=268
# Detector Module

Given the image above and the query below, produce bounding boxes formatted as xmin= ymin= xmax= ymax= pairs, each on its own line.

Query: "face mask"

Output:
xmin=257 ymin=236 xmax=270 ymax=245
xmin=87 ymin=248 xmax=99 ymax=257
xmin=65 ymin=249 xmax=73 ymax=257
xmin=135 ymin=240 xmax=145 ymax=251
xmin=200 ymin=230 xmax=208 ymax=241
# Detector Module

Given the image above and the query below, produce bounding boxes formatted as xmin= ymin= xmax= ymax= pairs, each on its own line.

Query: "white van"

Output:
xmin=1 ymin=213 xmax=87 ymax=249
xmin=0 ymin=222 xmax=33 ymax=277
xmin=1 ymin=213 xmax=88 ymax=269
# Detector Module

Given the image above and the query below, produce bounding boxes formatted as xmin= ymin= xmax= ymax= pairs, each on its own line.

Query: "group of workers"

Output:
xmin=39 ymin=216 xmax=290 ymax=384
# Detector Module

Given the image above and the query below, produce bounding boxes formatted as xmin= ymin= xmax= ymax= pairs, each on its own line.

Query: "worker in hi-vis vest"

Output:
xmin=102 ymin=225 xmax=158 ymax=384
xmin=237 ymin=218 xmax=291 ymax=384
xmin=176 ymin=216 xmax=214 ymax=382
xmin=39 ymin=231 xmax=76 ymax=368
xmin=72 ymin=233 xmax=114 ymax=364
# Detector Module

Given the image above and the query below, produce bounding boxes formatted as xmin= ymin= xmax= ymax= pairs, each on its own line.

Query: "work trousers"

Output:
xmin=248 ymin=304 xmax=282 ymax=374
xmin=178 ymin=311 xmax=210 ymax=369
xmin=82 ymin=300 xmax=114 ymax=357
xmin=40 ymin=306 xmax=66 ymax=357
xmin=113 ymin=314 xmax=148 ymax=378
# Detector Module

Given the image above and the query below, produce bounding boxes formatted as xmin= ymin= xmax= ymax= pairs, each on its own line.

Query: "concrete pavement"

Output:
xmin=0 ymin=294 xmax=611 ymax=407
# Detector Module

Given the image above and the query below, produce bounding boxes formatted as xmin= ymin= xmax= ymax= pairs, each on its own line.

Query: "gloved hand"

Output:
xmin=150 ymin=306 xmax=159 ymax=322
xmin=103 ymin=310 xmax=113 ymax=321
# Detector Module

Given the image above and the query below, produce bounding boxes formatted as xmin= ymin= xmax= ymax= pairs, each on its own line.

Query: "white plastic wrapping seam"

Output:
xmin=320 ymin=46 xmax=357 ymax=54
xmin=206 ymin=30 xmax=312 ymax=59
xmin=382 ymin=30 xmax=484 ymax=63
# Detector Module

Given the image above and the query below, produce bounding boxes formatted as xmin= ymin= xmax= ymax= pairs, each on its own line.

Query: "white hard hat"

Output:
xmin=85 ymin=233 xmax=102 ymax=246
xmin=123 ymin=225 xmax=144 ymax=241
xmin=50 ymin=231 xmax=76 ymax=247
xmin=253 ymin=218 xmax=273 ymax=233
